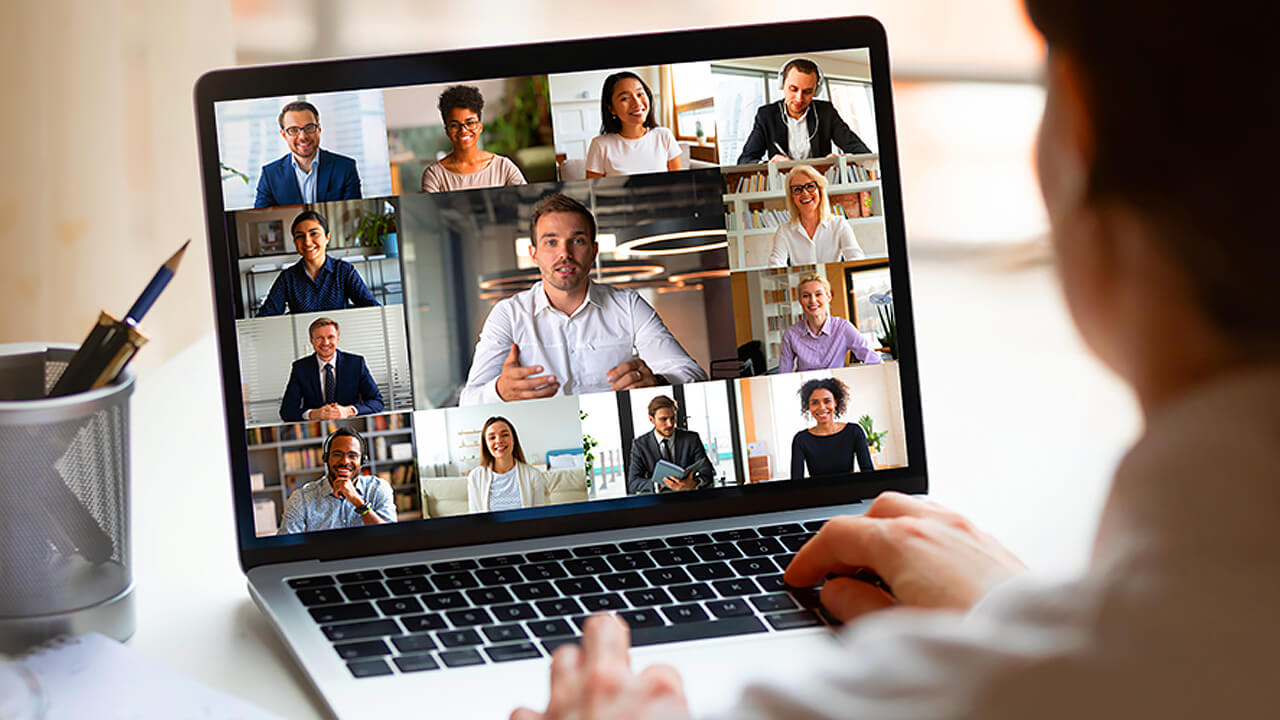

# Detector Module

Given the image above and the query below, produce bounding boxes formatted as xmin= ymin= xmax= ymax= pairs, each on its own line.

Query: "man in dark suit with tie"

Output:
xmin=279 ymin=317 xmax=384 ymax=422
xmin=254 ymin=100 xmax=363 ymax=209
xmin=735 ymin=57 xmax=872 ymax=164
xmin=626 ymin=395 xmax=715 ymax=495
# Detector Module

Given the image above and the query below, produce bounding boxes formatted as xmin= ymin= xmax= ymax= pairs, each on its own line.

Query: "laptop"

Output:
xmin=194 ymin=16 xmax=926 ymax=717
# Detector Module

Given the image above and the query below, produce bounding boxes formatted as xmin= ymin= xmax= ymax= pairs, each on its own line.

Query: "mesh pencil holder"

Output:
xmin=0 ymin=343 xmax=135 ymax=653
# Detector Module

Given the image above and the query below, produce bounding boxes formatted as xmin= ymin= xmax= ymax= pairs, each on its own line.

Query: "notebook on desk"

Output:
xmin=193 ymin=16 xmax=927 ymax=717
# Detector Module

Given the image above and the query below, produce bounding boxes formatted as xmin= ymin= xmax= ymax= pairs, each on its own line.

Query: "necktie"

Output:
xmin=661 ymin=438 xmax=672 ymax=463
xmin=323 ymin=363 xmax=335 ymax=404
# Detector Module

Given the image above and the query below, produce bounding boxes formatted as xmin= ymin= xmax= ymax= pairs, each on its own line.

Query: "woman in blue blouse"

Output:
xmin=256 ymin=210 xmax=380 ymax=316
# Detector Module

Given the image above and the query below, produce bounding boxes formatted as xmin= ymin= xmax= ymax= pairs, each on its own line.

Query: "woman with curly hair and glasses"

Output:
xmin=421 ymin=84 xmax=527 ymax=193
xmin=789 ymin=376 xmax=874 ymax=480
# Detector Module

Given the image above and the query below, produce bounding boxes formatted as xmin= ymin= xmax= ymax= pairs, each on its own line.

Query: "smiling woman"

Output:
xmin=420 ymin=84 xmax=528 ymax=193
xmin=790 ymin=375 xmax=874 ymax=479
xmin=255 ymin=209 xmax=380 ymax=316
xmin=585 ymin=71 xmax=683 ymax=178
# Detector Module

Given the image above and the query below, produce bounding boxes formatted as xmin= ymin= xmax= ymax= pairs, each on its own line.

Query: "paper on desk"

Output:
xmin=20 ymin=632 xmax=284 ymax=720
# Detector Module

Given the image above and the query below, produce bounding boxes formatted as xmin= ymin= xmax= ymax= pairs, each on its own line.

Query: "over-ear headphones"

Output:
xmin=778 ymin=57 xmax=824 ymax=91
xmin=322 ymin=426 xmax=367 ymax=468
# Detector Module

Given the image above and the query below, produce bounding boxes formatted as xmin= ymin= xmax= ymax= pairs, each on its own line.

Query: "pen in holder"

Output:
xmin=0 ymin=343 xmax=136 ymax=654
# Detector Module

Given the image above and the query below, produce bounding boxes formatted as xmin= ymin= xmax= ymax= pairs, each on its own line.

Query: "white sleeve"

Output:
xmin=836 ymin=219 xmax=865 ymax=260
xmin=460 ymin=301 xmax=514 ymax=405
xmin=585 ymin=136 xmax=607 ymax=175
xmin=768 ymin=226 xmax=790 ymax=267
xmin=466 ymin=468 xmax=486 ymax=514
xmin=629 ymin=292 xmax=707 ymax=384
xmin=660 ymin=127 xmax=681 ymax=160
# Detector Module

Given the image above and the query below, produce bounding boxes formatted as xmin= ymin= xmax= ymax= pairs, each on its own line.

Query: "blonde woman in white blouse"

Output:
xmin=768 ymin=164 xmax=865 ymax=267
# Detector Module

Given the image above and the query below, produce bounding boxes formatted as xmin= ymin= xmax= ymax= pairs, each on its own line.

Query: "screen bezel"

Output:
xmin=194 ymin=16 xmax=927 ymax=571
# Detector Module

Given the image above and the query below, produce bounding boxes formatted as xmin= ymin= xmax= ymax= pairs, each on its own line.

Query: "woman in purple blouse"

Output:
xmin=777 ymin=272 xmax=883 ymax=373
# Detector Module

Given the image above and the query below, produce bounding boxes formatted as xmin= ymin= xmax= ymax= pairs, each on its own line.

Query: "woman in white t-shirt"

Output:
xmin=769 ymin=164 xmax=865 ymax=266
xmin=465 ymin=416 xmax=547 ymax=513
xmin=585 ymin=71 xmax=683 ymax=178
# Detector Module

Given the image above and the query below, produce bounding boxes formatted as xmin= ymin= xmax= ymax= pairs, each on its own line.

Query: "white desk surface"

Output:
xmin=126 ymin=250 xmax=1140 ymax=719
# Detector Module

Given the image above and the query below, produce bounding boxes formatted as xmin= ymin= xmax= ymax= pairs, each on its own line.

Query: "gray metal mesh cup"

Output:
xmin=0 ymin=343 xmax=135 ymax=653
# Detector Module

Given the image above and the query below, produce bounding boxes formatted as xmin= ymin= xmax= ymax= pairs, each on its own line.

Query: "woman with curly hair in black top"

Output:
xmin=790 ymin=376 xmax=873 ymax=480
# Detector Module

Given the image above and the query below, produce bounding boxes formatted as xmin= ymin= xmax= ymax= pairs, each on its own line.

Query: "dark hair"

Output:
xmin=438 ymin=85 xmax=485 ymax=123
xmin=647 ymin=395 xmax=677 ymax=417
xmin=1025 ymin=0 xmax=1280 ymax=342
xmin=480 ymin=416 xmax=527 ymax=468
xmin=308 ymin=316 xmax=338 ymax=338
xmin=290 ymin=210 xmax=329 ymax=237
xmin=323 ymin=426 xmax=366 ymax=465
xmin=278 ymin=100 xmax=320 ymax=128
xmin=599 ymin=72 xmax=657 ymax=135
xmin=779 ymin=58 xmax=822 ymax=86
xmin=799 ymin=377 xmax=849 ymax=418
xmin=529 ymin=193 xmax=597 ymax=245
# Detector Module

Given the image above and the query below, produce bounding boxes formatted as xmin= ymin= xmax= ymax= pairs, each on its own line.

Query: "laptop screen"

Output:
xmin=197 ymin=18 xmax=926 ymax=563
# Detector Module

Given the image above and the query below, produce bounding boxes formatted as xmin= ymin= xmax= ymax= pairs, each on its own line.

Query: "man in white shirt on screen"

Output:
xmin=459 ymin=193 xmax=706 ymax=405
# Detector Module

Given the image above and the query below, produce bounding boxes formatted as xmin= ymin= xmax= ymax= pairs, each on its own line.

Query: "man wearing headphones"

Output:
xmin=736 ymin=57 xmax=872 ymax=164
xmin=277 ymin=427 xmax=395 ymax=534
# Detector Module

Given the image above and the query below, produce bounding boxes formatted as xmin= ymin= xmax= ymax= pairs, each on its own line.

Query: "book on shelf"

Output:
xmin=282 ymin=446 xmax=324 ymax=471
xmin=860 ymin=190 xmax=872 ymax=217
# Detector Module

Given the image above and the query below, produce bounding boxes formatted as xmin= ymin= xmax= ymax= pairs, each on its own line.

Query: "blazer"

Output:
xmin=466 ymin=462 xmax=548 ymax=513
xmin=254 ymin=148 xmax=362 ymax=209
xmin=279 ymin=349 xmax=384 ymax=422
xmin=626 ymin=428 xmax=715 ymax=495
xmin=735 ymin=100 xmax=872 ymax=164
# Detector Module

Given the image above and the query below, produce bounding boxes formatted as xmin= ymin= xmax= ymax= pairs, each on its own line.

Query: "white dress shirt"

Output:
xmin=768 ymin=215 xmax=865 ymax=266
xmin=708 ymin=367 xmax=1280 ymax=719
xmin=290 ymin=151 xmax=319 ymax=204
xmin=305 ymin=353 xmax=336 ymax=420
xmin=460 ymin=281 xmax=706 ymax=405
xmin=785 ymin=109 xmax=811 ymax=160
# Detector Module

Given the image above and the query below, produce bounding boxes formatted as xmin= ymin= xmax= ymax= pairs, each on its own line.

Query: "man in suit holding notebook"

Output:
xmin=254 ymin=100 xmax=362 ymax=208
xmin=279 ymin=317 xmax=384 ymax=421
xmin=626 ymin=395 xmax=714 ymax=494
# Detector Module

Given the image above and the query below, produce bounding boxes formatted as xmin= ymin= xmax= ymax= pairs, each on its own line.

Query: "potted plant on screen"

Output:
xmin=354 ymin=208 xmax=398 ymax=257
xmin=870 ymin=291 xmax=896 ymax=360
xmin=580 ymin=410 xmax=599 ymax=495
xmin=857 ymin=414 xmax=888 ymax=468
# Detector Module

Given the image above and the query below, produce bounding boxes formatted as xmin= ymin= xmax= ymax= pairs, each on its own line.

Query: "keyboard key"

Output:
xmin=779 ymin=534 xmax=813 ymax=552
xmin=555 ymin=577 xmax=603 ymax=596
xmin=386 ymin=576 xmax=433 ymax=595
xmin=309 ymin=602 xmax=377 ymax=624
xmin=802 ymin=519 xmax=829 ymax=532
xmin=439 ymin=649 xmax=486 ymax=667
xmin=669 ymin=583 xmax=715 ymax=602
xmin=376 ymin=597 xmax=423 ymax=616
xmin=750 ymin=594 xmax=799 ymax=613
xmin=706 ymin=599 xmax=753 ymax=618
xmin=731 ymin=557 xmax=779 ymax=576
xmin=712 ymin=578 xmax=759 ymax=597
xmin=491 ymin=603 xmax=537 ymax=622
xmin=580 ymin=593 xmax=626 ymax=611
xmin=341 ymin=582 xmax=389 ymax=601
xmin=618 ymin=538 xmax=666 ymax=551
xmin=346 ymin=658 xmax=393 ymax=678
xmin=630 ymin=616 xmax=766 ymax=646
xmin=486 ymin=642 xmax=543 ymax=663
xmin=526 ymin=549 xmax=572 ymax=562
xmin=563 ymin=557 xmax=611 ymax=576
xmin=384 ymin=564 xmax=431 ymax=578
xmin=336 ymin=570 xmax=383 ymax=583
xmin=618 ymin=609 xmax=665 ymax=628
xmin=599 ymin=572 xmax=645 ymax=591
xmin=322 ymin=619 xmax=399 ymax=642
xmin=401 ymin=614 xmax=447 ymax=632
xmin=431 ymin=559 xmax=478 ymax=573
xmin=536 ymin=598 xmax=584 ymax=617
xmin=475 ymin=567 xmax=523 ymax=585
xmin=288 ymin=575 xmax=335 ymax=589
xmin=688 ymin=562 xmax=733 ymax=581
xmin=437 ymin=629 xmax=484 ymax=647
xmin=391 ymin=634 xmax=437 ymax=653
xmin=334 ymin=640 xmax=389 ymax=659
xmin=482 ymin=624 xmax=530 ymax=643
xmin=650 ymin=548 xmax=699 ymax=566
xmin=296 ymin=587 xmax=343 ymax=606
xmin=737 ymin=538 xmax=785 ymax=556
xmin=421 ymin=591 xmax=467 ymax=611
xmin=432 ymin=571 xmax=479 ymax=590
xmin=393 ymin=653 xmax=439 ymax=673
xmin=606 ymin=553 xmax=655 ymax=572
xmin=757 ymin=574 xmax=788 ymax=592
xmin=664 ymin=533 xmax=712 ymax=546
xmin=446 ymin=608 xmax=492 ymax=627
xmin=541 ymin=636 xmax=581 ymax=655
xmin=758 ymin=523 xmax=804 ymax=536
xmin=571 ymin=543 xmax=619 ymax=557
xmin=479 ymin=554 xmax=525 ymax=567
xmin=466 ymin=587 xmax=514 ymax=606
xmin=765 ymin=610 xmax=824 ymax=630
xmin=624 ymin=588 xmax=672 ymax=607
xmin=643 ymin=567 xmax=691 ymax=586
xmin=712 ymin=528 xmax=758 ymax=541
xmin=570 ymin=614 xmax=592 ymax=630
xmin=512 ymin=581 xmax=558 ymax=600
xmin=520 ymin=562 xmax=568 ymax=581
xmin=693 ymin=543 xmax=742 ymax=562
xmin=528 ymin=619 xmax=576 ymax=638
xmin=661 ymin=603 xmax=709 ymax=624
xmin=789 ymin=587 xmax=823 ymax=609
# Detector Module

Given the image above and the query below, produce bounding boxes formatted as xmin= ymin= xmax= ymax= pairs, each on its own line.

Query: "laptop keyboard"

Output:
xmin=289 ymin=520 xmax=833 ymax=678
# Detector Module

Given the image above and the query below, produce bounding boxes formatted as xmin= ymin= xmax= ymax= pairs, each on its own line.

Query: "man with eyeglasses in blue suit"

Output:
xmin=254 ymin=100 xmax=362 ymax=209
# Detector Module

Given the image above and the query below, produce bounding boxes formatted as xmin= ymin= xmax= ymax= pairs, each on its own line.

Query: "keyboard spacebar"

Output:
xmin=629 ymin=617 xmax=767 ymax=647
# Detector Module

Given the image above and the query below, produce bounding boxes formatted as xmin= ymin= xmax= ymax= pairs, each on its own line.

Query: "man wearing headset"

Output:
xmin=277 ymin=427 xmax=395 ymax=534
xmin=736 ymin=57 xmax=872 ymax=164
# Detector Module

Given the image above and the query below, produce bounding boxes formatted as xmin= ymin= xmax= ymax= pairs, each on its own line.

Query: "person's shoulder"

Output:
xmin=262 ymin=153 xmax=290 ymax=172
xmin=593 ymin=282 xmax=644 ymax=312
xmin=654 ymin=126 xmax=677 ymax=141
xmin=337 ymin=348 xmax=367 ymax=364
xmin=754 ymin=102 xmax=776 ymax=118
xmin=812 ymin=99 xmax=839 ymax=115
xmin=320 ymin=148 xmax=358 ymax=167
xmin=291 ymin=354 xmax=313 ymax=370
xmin=676 ymin=427 xmax=701 ymax=442
xmin=466 ymin=465 xmax=488 ymax=480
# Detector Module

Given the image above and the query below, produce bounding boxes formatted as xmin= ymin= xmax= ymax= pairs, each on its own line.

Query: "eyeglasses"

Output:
xmin=282 ymin=123 xmax=319 ymax=137
xmin=446 ymin=119 xmax=482 ymax=133
xmin=789 ymin=182 xmax=820 ymax=195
